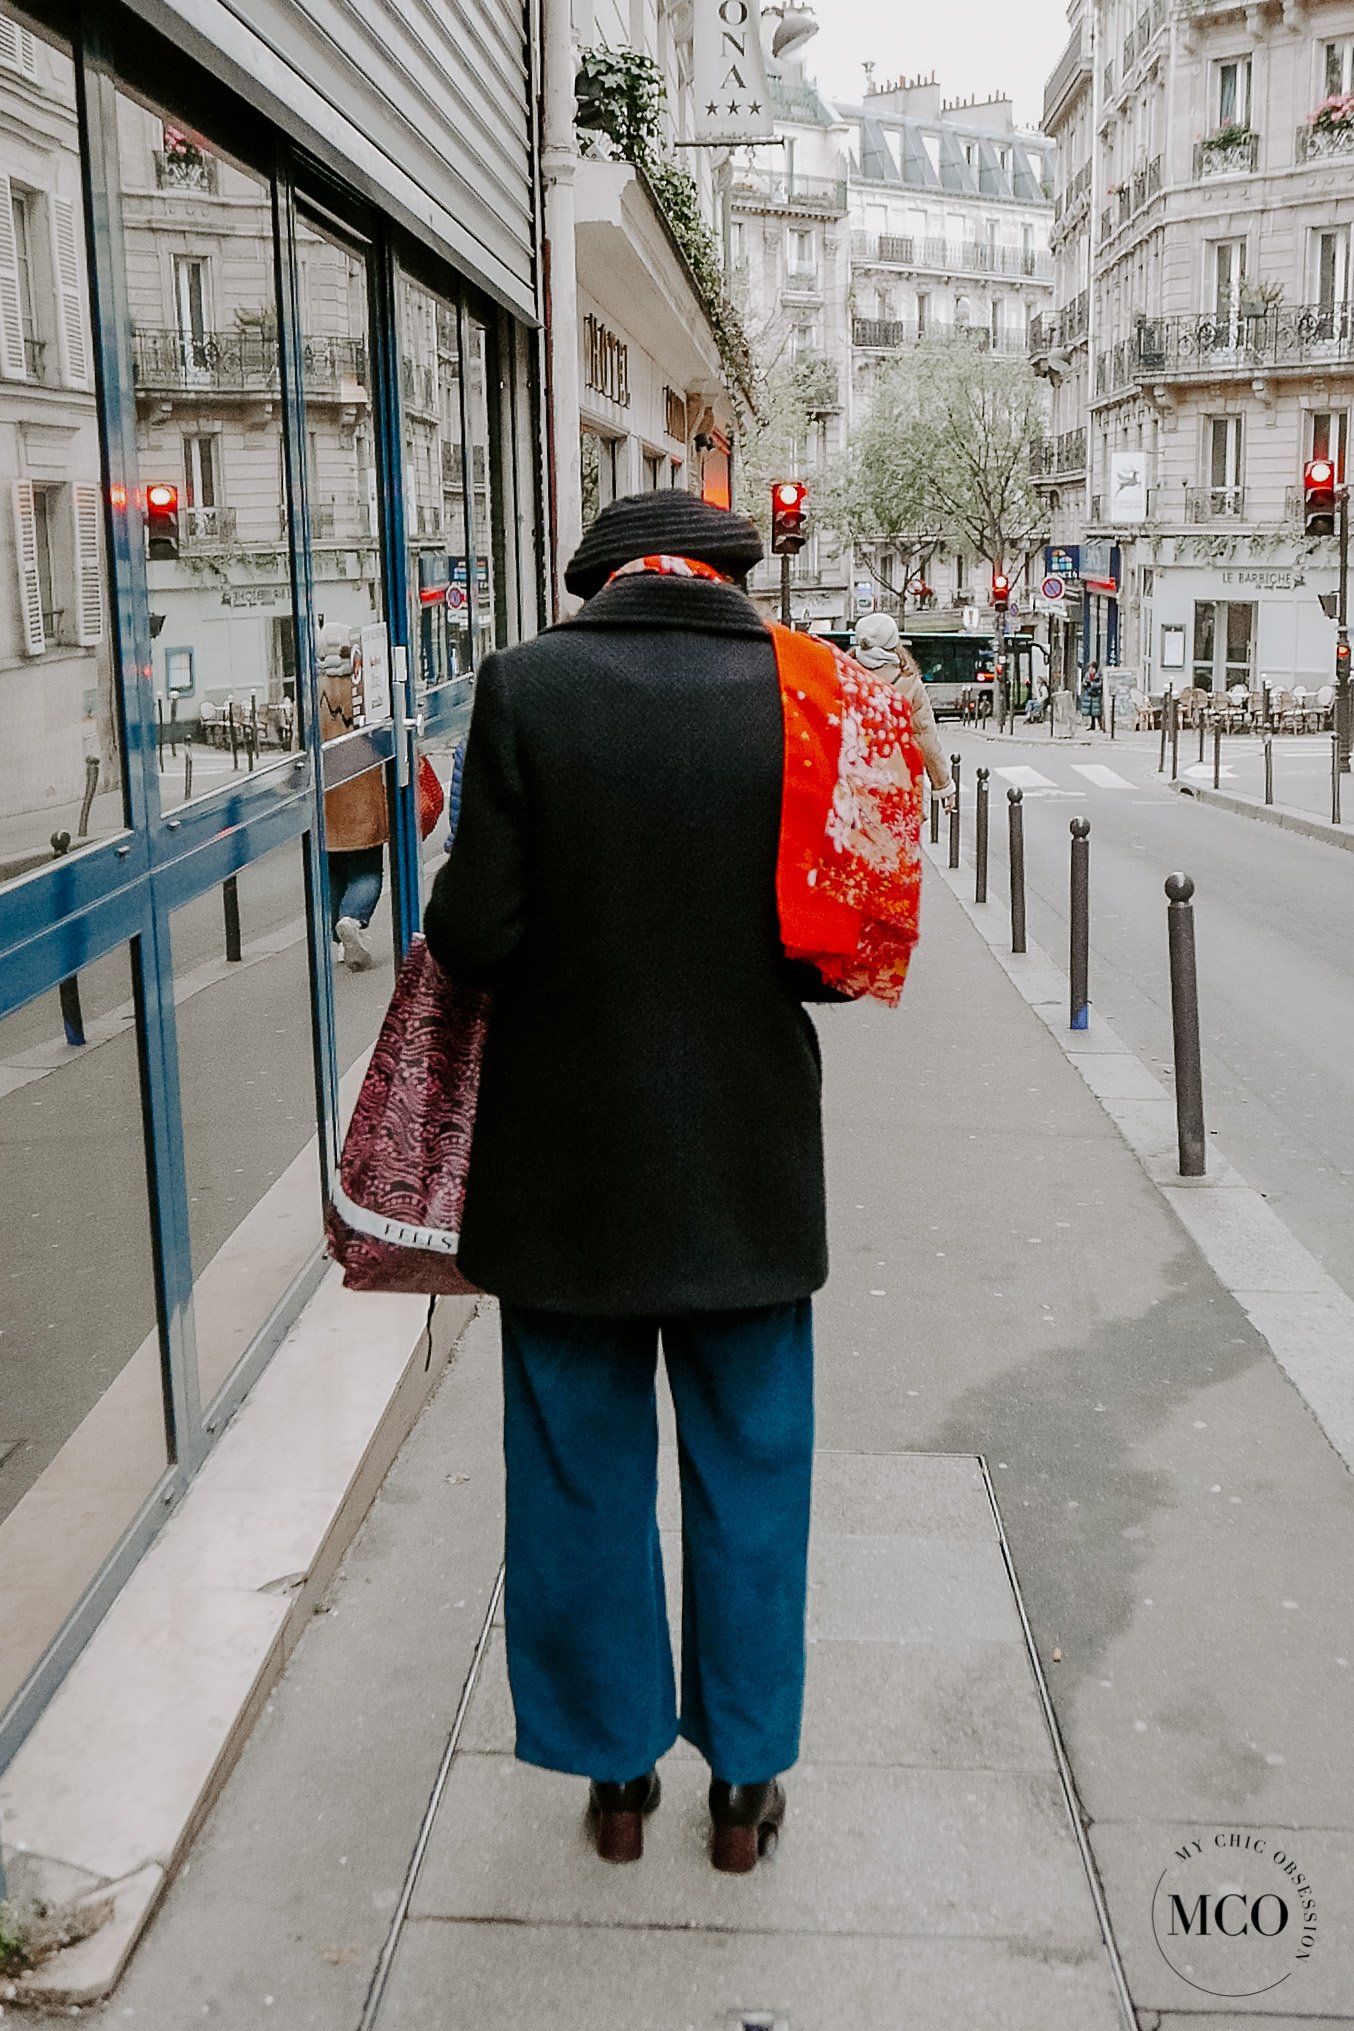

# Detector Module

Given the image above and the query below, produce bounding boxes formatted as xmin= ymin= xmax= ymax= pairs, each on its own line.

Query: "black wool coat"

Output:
xmin=422 ymin=572 xmax=836 ymax=1316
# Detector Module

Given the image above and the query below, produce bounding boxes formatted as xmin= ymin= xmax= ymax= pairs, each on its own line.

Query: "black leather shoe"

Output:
xmin=708 ymin=1778 xmax=786 ymax=1873
xmin=587 ymin=1769 xmax=661 ymax=1863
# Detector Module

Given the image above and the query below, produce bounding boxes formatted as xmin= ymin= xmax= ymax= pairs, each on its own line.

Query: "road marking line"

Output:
xmin=1072 ymin=764 xmax=1134 ymax=789
xmin=995 ymin=765 xmax=1057 ymax=789
xmin=1185 ymin=761 xmax=1236 ymax=780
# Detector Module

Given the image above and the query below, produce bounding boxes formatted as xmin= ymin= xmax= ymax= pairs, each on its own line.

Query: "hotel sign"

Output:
xmin=583 ymin=314 xmax=630 ymax=408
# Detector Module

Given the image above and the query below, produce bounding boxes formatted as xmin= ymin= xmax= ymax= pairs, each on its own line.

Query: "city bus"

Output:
xmin=816 ymin=622 xmax=1004 ymax=719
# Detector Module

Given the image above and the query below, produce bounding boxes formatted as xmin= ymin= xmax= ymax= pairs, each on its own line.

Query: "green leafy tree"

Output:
xmin=822 ymin=341 xmax=1048 ymax=600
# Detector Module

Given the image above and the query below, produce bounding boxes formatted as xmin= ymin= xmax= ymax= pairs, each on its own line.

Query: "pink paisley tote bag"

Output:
xmin=325 ymin=936 xmax=489 ymax=1294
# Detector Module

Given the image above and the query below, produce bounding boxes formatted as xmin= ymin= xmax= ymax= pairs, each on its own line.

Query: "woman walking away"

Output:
xmin=424 ymin=492 xmax=917 ymax=1876
xmin=853 ymin=611 xmax=956 ymax=807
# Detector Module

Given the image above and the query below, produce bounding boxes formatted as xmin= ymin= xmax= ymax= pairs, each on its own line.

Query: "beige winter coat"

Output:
xmin=885 ymin=647 xmax=952 ymax=791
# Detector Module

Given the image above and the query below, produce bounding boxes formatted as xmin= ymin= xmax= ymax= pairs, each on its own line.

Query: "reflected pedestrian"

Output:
xmin=319 ymin=623 xmax=386 ymax=971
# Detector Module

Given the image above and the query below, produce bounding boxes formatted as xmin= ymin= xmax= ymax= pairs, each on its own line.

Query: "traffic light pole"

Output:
xmin=1338 ymin=486 xmax=1350 ymax=774
xmin=781 ymin=552 xmax=791 ymax=627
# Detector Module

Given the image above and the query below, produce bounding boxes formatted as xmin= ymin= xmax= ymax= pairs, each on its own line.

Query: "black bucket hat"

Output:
xmin=564 ymin=491 xmax=764 ymax=600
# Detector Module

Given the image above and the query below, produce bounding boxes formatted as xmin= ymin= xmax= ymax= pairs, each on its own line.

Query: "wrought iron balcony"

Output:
xmin=852 ymin=318 xmax=1029 ymax=355
xmin=1296 ymin=118 xmax=1354 ymax=162
xmin=180 ymin=505 xmax=237 ymax=549
xmin=1185 ymin=484 xmax=1245 ymax=522
xmin=1193 ymin=129 xmax=1259 ymax=179
xmin=850 ymin=232 xmax=1051 ymax=280
xmin=132 ymin=328 xmax=367 ymax=398
xmin=1029 ymin=426 xmax=1087 ymax=479
xmin=732 ymin=170 xmax=847 ymax=214
xmin=1135 ymin=303 xmax=1354 ymax=378
xmin=154 ymin=149 xmax=219 ymax=194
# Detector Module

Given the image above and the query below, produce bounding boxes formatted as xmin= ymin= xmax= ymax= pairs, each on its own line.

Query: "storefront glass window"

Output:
xmin=465 ymin=315 xmax=497 ymax=662
xmin=169 ymin=836 xmax=322 ymax=1408
xmin=113 ymin=88 xmax=298 ymax=809
xmin=0 ymin=13 xmax=121 ymax=885
xmin=398 ymin=268 xmax=471 ymax=687
xmin=0 ymin=946 xmax=166 ymax=1716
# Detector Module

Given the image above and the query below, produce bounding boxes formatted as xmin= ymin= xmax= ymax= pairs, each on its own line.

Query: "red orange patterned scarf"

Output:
xmin=608 ymin=556 xmax=924 ymax=1003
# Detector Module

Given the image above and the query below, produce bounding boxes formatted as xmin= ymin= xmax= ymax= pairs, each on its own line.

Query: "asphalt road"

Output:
xmin=948 ymin=726 xmax=1354 ymax=1306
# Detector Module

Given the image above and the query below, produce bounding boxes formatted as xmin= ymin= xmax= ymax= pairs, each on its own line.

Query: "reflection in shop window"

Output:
xmin=0 ymin=11 xmax=120 ymax=888
xmin=114 ymin=86 xmax=299 ymax=808
xmin=398 ymin=268 xmax=472 ymax=686
xmin=466 ymin=316 xmax=498 ymax=660
xmin=0 ymin=945 xmax=166 ymax=1722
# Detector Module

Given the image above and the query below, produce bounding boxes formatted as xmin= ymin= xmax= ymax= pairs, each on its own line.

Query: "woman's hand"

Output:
xmin=939 ymin=781 xmax=957 ymax=813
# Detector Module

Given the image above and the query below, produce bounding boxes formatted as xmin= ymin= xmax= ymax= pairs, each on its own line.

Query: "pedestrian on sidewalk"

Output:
xmin=424 ymin=492 xmax=855 ymax=1876
xmin=1083 ymin=660 xmax=1103 ymax=732
xmin=852 ymin=610 xmax=956 ymax=807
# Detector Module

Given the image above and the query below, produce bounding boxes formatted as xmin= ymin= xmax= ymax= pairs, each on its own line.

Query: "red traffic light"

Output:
xmin=1303 ymin=458 xmax=1339 ymax=536
xmin=1338 ymin=638 xmax=1351 ymax=666
xmin=991 ymin=572 xmax=1011 ymax=612
xmin=146 ymin=481 xmax=180 ymax=560
xmin=771 ymin=479 xmax=808 ymax=555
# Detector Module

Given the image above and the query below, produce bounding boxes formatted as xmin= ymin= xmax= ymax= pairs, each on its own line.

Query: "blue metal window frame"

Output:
xmin=0 ymin=0 xmax=530 ymax=1775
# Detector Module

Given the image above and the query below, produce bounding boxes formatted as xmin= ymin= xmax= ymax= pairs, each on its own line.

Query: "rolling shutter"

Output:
xmin=13 ymin=480 xmax=45 ymax=655
xmin=0 ymin=174 xmax=28 ymax=380
xmin=50 ymin=196 xmax=90 ymax=389
xmin=71 ymin=485 xmax=104 ymax=647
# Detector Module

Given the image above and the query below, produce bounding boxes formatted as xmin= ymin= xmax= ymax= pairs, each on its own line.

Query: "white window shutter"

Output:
xmin=50 ymin=195 xmax=90 ymax=390
xmin=13 ymin=480 xmax=46 ymax=656
xmin=0 ymin=174 xmax=28 ymax=380
xmin=0 ymin=20 xmax=38 ymax=78
xmin=71 ymin=485 xmax=104 ymax=647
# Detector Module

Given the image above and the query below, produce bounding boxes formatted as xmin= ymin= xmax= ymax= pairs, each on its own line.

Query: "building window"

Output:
xmin=990 ymin=297 xmax=1003 ymax=345
xmin=173 ymin=253 xmax=209 ymax=379
xmin=1207 ymin=415 xmax=1243 ymax=514
xmin=954 ymin=295 xmax=972 ymax=328
xmin=921 ymin=133 xmax=940 ymax=174
xmin=1322 ymin=38 xmax=1354 ymax=97
xmin=1314 ymin=228 xmax=1349 ymax=311
xmin=643 ymin=449 xmax=663 ymax=490
xmin=1216 ymin=57 xmax=1251 ymax=128
xmin=731 ymin=218 xmax=745 ymax=263
xmin=916 ymin=289 xmax=929 ymax=334
xmin=1310 ymin=410 xmax=1348 ymax=480
xmin=1209 ymin=238 xmax=1246 ymax=321
xmin=1193 ymin=599 xmax=1254 ymax=692
xmin=580 ymin=428 xmax=620 ymax=526
xmin=787 ymin=226 xmax=815 ymax=285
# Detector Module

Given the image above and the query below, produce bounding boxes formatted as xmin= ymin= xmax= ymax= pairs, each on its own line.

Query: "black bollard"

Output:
xmin=223 ymin=875 xmax=242 ymax=963
xmin=1212 ymin=719 xmax=1222 ymax=791
xmin=228 ymin=702 xmax=240 ymax=771
xmin=930 ymin=782 xmax=941 ymax=844
xmin=184 ymin=744 xmax=193 ymax=802
xmin=169 ymin=695 xmax=178 ymax=758
xmin=1008 ymin=787 xmax=1026 ymax=954
xmin=1264 ymin=733 xmax=1273 ymax=806
xmin=1169 ymin=692 xmax=1180 ymax=781
xmin=1197 ymin=713 xmax=1206 ymax=765
xmin=78 ymin=755 xmax=100 ymax=837
xmin=50 ymin=832 xmax=85 ymax=1045
xmin=975 ymin=767 xmax=990 ymax=904
xmin=1069 ymin=817 xmax=1090 ymax=1031
xmin=1158 ymin=690 xmax=1169 ymax=772
xmin=1334 ymin=734 xmax=1343 ymax=826
xmin=948 ymin=754 xmax=961 ymax=870
xmin=156 ymin=695 xmax=165 ymax=772
xmin=1165 ymin=873 xmax=1206 ymax=1177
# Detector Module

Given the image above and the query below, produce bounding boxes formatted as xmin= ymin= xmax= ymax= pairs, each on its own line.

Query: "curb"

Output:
xmin=0 ymin=1275 xmax=478 ymax=2007
xmin=1171 ymin=778 xmax=1354 ymax=851
xmin=921 ymin=840 xmax=1354 ymax=1483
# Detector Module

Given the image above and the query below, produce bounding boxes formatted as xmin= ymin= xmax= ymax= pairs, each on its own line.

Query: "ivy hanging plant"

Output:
xmin=575 ymin=46 xmax=666 ymax=163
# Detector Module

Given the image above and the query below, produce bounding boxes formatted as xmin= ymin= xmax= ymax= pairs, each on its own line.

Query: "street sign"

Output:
xmin=962 ymin=604 xmax=981 ymax=631
xmin=855 ymin=581 xmax=874 ymax=614
xmin=1041 ymin=575 xmax=1065 ymax=602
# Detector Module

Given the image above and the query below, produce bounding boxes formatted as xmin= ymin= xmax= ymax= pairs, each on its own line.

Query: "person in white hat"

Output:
xmin=851 ymin=612 xmax=956 ymax=807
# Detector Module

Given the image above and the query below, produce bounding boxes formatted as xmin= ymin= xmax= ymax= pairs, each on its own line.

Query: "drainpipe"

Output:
xmin=541 ymin=0 xmax=582 ymax=617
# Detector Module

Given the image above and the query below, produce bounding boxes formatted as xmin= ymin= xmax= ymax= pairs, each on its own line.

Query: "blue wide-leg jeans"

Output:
xmin=499 ymin=1300 xmax=814 ymax=1787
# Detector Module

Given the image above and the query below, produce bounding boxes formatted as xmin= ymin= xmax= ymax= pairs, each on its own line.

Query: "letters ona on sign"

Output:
xmin=693 ymin=0 xmax=774 ymax=143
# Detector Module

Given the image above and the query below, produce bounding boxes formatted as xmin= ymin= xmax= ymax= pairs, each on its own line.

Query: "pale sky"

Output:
xmin=804 ymin=0 xmax=1070 ymax=134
